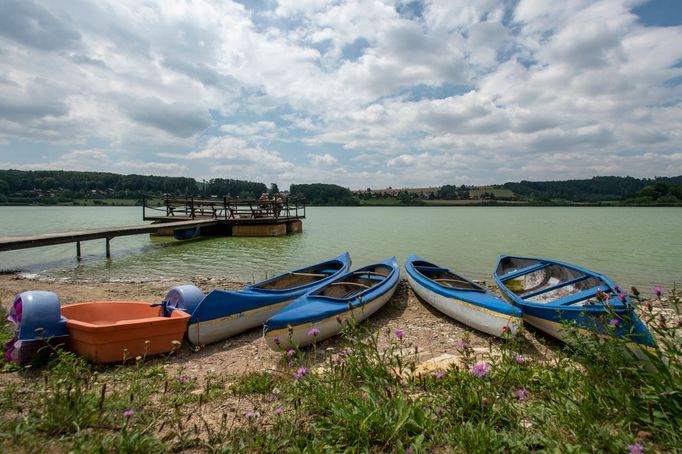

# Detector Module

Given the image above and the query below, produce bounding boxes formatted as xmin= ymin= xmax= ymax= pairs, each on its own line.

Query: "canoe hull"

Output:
xmin=263 ymin=257 xmax=400 ymax=350
xmin=406 ymin=273 xmax=521 ymax=337
xmin=494 ymin=255 xmax=656 ymax=351
xmin=187 ymin=298 xmax=293 ymax=345
xmin=264 ymin=278 xmax=398 ymax=350
xmin=176 ymin=252 xmax=352 ymax=346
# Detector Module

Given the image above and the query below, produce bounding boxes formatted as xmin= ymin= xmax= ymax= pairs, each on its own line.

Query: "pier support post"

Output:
xmin=105 ymin=237 xmax=111 ymax=259
xmin=76 ymin=241 xmax=81 ymax=260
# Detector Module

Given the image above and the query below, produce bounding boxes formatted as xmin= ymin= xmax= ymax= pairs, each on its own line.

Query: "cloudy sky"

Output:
xmin=0 ymin=0 xmax=681 ymax=189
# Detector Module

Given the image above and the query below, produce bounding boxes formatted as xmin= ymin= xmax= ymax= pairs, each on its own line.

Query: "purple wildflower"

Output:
xmin=288 ymin=361 xmax=294 ymax=367
xmin=471 ymin=361 xmax=491 ymax=378
xmin=178 ymin=375 xmax=187 ymax=385
xmin=631 ymin=286 xmax=640 ymax=297
xmin=307 ymin=327 xmax=321 ymax=337
xmin=434 ymin=372 xmax=444 ymax=379
xmin=273 ymin=336 xmax=280 ymax=345
xmin=294 ymin=366 xmax=309 ymax=380
xmin=244 ymin=411 xmax=257 ymax=418
xmin=457 ymin=341 xmax=470 ymax=350
xmin=434 ymin=406 xmax=445 ymax=414
xmin=617 ymin=293 xmax=627 ymax=302
xmin=286 ymin=349 xmax=296 ymax=357
xmin=394 ymin=328 xmax=404 ymax=340
xmin=274 ymin=407 xmax=283 ymax=415
xmin=342 ymin=347 xmax=353 ymax=356
xmin=514 ymin=388 xmax=530 ymax=400
xmin=267 ymin=393 xmax=278 ymax=402
xmin=123 ymin=409 xmax=134 ymax=417
xmin=609 ymin=318 xmax=620 ymax=327
xmin=514 ymin=354 xmax=525 ymax=365
xmin=405 ymin=448 xmax=414 ymax=454
xmin=652 ymin=287 xmax=664 ymax=297
xmin=628 ymin=443 xmax=644 ymax=454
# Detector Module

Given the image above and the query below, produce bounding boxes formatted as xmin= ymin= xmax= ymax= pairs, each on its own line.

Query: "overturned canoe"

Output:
xmin=165 ymin=252 xmax=352 ymax=346
xmin=263 ymin=257 xmax=400 ymax=350
xmin=493 ymin=256 xmax=655 ymax=352
xmin=405 ymin=254 xmax=522 ymax=337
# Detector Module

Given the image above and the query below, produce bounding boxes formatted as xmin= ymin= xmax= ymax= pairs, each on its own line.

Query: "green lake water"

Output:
xmin=0 ymin=206 xmax=680 ymax=289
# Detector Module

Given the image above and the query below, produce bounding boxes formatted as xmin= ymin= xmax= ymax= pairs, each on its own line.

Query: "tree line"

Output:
xmin=0 ymin=170 xmax=267 ymax=204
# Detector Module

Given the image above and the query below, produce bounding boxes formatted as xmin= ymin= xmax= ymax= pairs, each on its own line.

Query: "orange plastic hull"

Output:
xmin=61 ymin=301 xmax=189 ymax=364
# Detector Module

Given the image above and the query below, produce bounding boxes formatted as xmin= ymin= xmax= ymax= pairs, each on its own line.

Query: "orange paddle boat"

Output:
xmin=60 ymin=301 xmax=190 ymax=363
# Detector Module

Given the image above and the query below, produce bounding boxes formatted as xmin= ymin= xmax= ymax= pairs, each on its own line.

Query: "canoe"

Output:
xmin=263 ymin=257 xmax=400 ymax=350
xmin=405 ymin=254 xmax=522 ymax=337
xmin=165 ymin=252 xmax=352 ymax=346
xmin=3 ymin=291 xmax=69 ymax=364
xmin=493 ymin=256 xmax=656 ymax=352
xmin=61 ymin=301 xmax=190 ymax=363
xmin=173 ymin=226 xmax=200 ymax=240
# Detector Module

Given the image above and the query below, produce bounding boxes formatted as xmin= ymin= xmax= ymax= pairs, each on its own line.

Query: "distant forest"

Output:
xmin=504 ymin=176 xmax=682 ymax=203
xmin=0 ymin=170 xmax=267 ymax=204
xmin=0 ymin=169 xmax=680 ymax=206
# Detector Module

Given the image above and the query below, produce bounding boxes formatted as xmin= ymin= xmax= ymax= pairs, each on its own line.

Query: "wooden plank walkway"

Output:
xmin=0 ymin=219 xmax=220 ymax=256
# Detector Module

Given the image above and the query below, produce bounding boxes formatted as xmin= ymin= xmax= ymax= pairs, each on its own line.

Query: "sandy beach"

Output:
xmin=0 ymin=273 xmax=558 ymax=378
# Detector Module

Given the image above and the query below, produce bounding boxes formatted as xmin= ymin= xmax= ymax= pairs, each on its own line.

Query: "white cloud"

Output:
xmin=0 ymin=0 xmax=680 ymax=188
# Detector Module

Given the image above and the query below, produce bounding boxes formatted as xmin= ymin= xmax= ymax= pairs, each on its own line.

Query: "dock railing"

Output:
xmin=142 ymin=195 xmax=306 ymax=221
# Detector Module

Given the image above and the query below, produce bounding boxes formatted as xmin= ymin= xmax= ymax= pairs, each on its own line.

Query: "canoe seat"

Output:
xmin=554 ymin=285 xmax=611 ymax=306
xmin=353 ymin=271 xmax=388 ymax=277
xmin=331 ymin=282 xmax=371 ymax=289
xmin=522 ymin=274 xmax=590 ymax=299
xmin=499 ymin=263 xmax=552 ymax=282
xmin=291 ymin=272 xmax=327 ymax=277
xmin=433 ymin=278 xmax=471 ymax=285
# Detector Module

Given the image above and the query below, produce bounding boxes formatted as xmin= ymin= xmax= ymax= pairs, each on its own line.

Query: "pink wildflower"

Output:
xmin=609 ymin=318 xmax=620 ymax=327
xmin=307 ymin=327 xmax=321 ymax=337
xmin=617 ymin=293 xmax=627 ymax=302
xmin=514 ymin=388 xmax=530 ymax=400
xmin=471 ymin=361 xmax=491 ymax=378
xmin=394 ymin=328 xmax=404 ymax=340
xmin=434 ymin=372 xmax=444 ymax=379
xmin=628 ymin=443 xmax=644 ymax=454
xmin=294 ymin=366 xmax=309 ymax=380
xmin=342 ymin=347 xmax=353 ymax=356
xmin=286 ymin=349 xmax=296 ymax=357
xmin=274 ymin=407 xmax=283 ymax=415
xmin=514 ymin=354 xmax=525 ymax=365
xmin=651 ymin=287 xmax=664 ymax=297
xmin=123 ymin=409 xmax=134 ymax=417
xmin=457 ymin=341 xmax=470 ymax=350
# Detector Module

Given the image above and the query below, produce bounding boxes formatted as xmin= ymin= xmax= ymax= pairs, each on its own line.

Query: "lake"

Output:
xmin=0 ymin=206 xmax=680 ymax=289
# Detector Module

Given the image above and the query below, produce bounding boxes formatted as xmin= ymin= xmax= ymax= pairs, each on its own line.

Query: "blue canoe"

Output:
xmin=173 ymin=226 xmax=201 ymax=240
xmin=493 ymin=256 xmax=655 ymax=352
xmin=163 ymin=252 xmax=352 ymax=346
xmin=405 ymin=254 xmax=522 ymax=337
xmin=263 ymin=257 xmax=400 ymax=350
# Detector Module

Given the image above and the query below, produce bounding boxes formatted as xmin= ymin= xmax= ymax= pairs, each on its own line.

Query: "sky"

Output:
xmin=0 ymin=0 xmax=681 ymax=189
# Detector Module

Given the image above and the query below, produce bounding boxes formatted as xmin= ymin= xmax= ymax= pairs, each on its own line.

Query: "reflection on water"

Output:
xmin=0 ymin=206 xmax=680 ymax=289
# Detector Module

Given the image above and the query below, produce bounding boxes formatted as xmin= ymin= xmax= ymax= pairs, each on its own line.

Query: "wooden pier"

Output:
xmin=0 ymin=196 xmax=305 ymax=259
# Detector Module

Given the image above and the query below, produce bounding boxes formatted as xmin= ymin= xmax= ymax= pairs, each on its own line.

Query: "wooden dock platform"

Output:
xmin=0 ymin=219 xmax=221 ymax=257
xmin=0 ymin=195 xmax=305 ymax=259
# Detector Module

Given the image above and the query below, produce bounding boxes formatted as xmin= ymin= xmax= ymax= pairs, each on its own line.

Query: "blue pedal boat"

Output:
xmin=263 ymin=257 xmax=400 ymax=350
xmin=405 ymin=254 xmax=522 ymax=337
xmin=493 ymin=256 xmax=656 ymax=353
xmin=162 ymin=252 xmax=351 ymax=346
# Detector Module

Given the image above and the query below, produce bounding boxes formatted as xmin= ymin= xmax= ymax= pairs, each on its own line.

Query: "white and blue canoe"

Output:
xmin=263 ymin=257 xmax=400 ymax=350
xmin=162 ymin=252 xmax=351 ymax=346
xmin=405 ymin=254 xmax=522 ymax=337
xmin=493 ymin=255 xmax=656 ymax=352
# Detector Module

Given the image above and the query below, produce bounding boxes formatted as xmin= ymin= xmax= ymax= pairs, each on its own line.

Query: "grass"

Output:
xmin=1 ymin=288 xmax=681 ymax=452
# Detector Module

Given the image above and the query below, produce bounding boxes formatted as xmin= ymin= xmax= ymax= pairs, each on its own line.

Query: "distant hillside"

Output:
xmin=503 ymin=176 xmax=682 ymax=202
